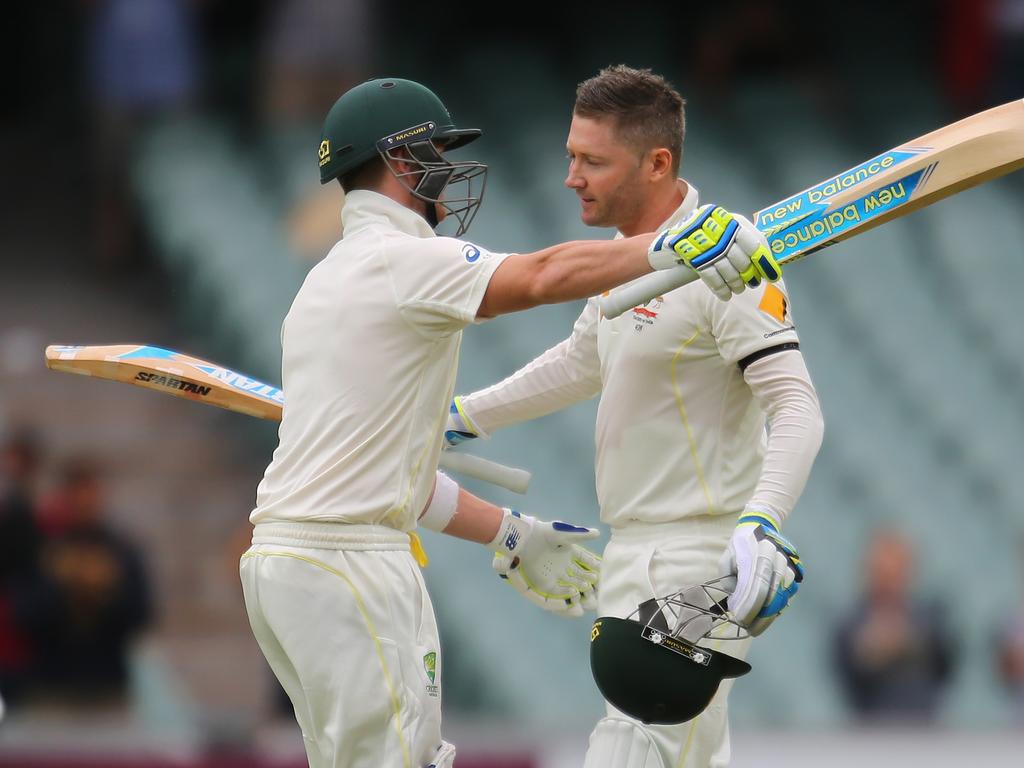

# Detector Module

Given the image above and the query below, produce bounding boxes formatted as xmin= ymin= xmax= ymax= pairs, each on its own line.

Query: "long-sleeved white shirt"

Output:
xmin=460 ymin=181 xmax=822 ymax=526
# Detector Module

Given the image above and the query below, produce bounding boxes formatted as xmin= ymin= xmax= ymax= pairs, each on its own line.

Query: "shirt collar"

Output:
xmin=656 ymin=179 xmax=700 ymax=231
xmin=341 ymin=189 xmax=436 ymax=239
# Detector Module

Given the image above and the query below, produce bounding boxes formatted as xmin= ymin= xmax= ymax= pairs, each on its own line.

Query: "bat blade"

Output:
xmin=599 ymin=98 xmax=1024 ymax=318
xmin=45 ymin=344 xmax=285 ymax=421
xmin=44 ymin=344 xmax=531 ymax=493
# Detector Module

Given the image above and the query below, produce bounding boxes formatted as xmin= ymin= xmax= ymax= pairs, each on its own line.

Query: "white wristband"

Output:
xmin=419 ymin=472 xmax=460 ymax=532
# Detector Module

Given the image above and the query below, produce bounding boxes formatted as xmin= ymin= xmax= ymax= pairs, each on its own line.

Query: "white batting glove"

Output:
xmin=490 ymin=508 xmax=601 ymax=617
xmin=443 ymin=396 xmax=483 ymax=448
xmin=718 ymin=509 xmax=804 ymax=636
xmin=649 ymin=205 xmax=781 ymax=301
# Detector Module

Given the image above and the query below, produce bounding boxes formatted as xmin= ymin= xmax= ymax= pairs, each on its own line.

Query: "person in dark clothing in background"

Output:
xmin=0 ymin=429 xmax=45 ymax=706
xmin=23 ymin=458 xmax=153 ymax=706
xmin=833 ymin=528 xmax=956 ymax=722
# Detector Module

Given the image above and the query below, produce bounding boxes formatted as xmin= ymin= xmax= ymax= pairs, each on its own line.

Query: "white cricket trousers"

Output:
xmin=583 ymin=514 xmax=751 ymax=768
xmin=239 ymin=522 xmax=448 ymax=768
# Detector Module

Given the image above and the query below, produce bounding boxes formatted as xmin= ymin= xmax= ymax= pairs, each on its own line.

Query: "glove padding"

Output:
xmin=443 ymin=396 xmax=481 ymax=448
xmin=718 ymin=510 xmax=804 ymax=636
xmin=490 ymin=509 xmax=601 ymax=617
xmin=649 ymin=205 xmax=781 ymax=301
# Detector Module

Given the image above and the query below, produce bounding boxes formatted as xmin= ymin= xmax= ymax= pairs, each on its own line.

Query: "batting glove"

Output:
xmin=443 ymin=397 xmax=482 ymax=448
xmin=490 ymin=508 xmax=601 ymax=617
xmin=649 ymin=205 xmax=781 ymax=301
xmin=718 ymin=509 xmax=804 ymax=636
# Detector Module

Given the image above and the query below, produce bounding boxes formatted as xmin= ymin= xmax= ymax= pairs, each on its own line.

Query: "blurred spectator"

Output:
xmin=263 ymin=0 xmax=373 ymax=125
xmin=941 ymin=0 xmax=1024 ymax=113
xmin=996 ymin=610 xmax=1024 ymax=721
xmin=86 ymin=0 xmax=200 ymax=269
xmin=992 ymin=0 xmax=1024 ymax=105
xmin=833 ymin=528 xmax=956 ymax=723
xmin=995 ymin=534 xmax=1024 ymax=722
xmin=21 ymin=458 xmax=153 ymax=707
xmin=0 ymin=429 xmax=44 ymax=706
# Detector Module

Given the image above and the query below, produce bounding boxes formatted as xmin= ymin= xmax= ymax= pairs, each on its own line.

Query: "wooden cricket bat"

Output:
xmin=600 ymin=98 xmax=1024 ymax=318
xmin=44 ymin=344 xmax=531 ymax=494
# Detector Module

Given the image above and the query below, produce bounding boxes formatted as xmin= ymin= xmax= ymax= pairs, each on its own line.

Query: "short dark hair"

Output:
xmin=574 ymin=65 xmax=686 ymax=175
xmin=339 ymin=156 xmax=386 ymax=193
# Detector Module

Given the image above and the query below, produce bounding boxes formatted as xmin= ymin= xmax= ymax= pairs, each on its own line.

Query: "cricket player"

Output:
xmin=446 ymin=66 xmax=824 ymax=767
xmin=238 ymin=77 xmax=779 ymax=768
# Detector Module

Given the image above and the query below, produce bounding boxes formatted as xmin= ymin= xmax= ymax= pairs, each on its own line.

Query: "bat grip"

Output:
xmin=597 ymin=266 xmax=699 ymax=319
xmin=438 ymin=451 xmax=532 ymax=494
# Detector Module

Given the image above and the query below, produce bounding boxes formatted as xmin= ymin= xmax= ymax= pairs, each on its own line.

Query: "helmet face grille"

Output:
xmin=638 ymin=578 xmax=747 ymax=645
xmin=380 ymin=133 xmax=488 ymax=237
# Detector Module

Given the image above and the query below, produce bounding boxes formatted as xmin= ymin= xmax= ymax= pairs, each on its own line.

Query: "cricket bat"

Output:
xmin=599 ymin=98 xmax=1024 ymax=318
xmin=44 ymin=344 xmax=532 ymax=494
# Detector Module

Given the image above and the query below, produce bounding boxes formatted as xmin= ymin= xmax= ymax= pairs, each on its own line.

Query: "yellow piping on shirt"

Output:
xmin=670 ymin=329 xmax=715 ymax=515
xmin=241 ymin=550 xmax=411 ymax=768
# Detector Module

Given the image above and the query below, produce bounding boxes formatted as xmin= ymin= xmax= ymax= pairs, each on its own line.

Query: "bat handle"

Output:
xmin=597 ymin=266 xmax=698 ymax=319
xmin=438 ymin=452 xmax=531 ymax=494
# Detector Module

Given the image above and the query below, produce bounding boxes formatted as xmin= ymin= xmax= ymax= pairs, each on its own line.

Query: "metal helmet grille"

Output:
xmin=633 ymin=575 xmax=749 ymax=647
xmin=378 ymin=127 xmax=487 ymax=236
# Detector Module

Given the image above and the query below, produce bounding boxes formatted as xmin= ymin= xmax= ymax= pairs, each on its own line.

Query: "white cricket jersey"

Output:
xmin=597 ymin=183 xmax=800 ymax=524
xmin=460 ymin=181 xmax=803 ymax=526
xmin=251 ymin=190 xmax=508 ymax=529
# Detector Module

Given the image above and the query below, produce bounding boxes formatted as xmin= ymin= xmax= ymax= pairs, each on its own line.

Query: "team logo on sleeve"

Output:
xmin=462 ymin=244 xmax=482 ymax=263
xmin=758 ymin=284 xmax=789 ymax=324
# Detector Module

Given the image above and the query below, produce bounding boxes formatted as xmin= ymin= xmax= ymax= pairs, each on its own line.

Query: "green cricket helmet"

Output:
xmin=590 ymin=577 xmax=751 ymax=725
xmin=318 ymin=78 xmax=487 ymax=236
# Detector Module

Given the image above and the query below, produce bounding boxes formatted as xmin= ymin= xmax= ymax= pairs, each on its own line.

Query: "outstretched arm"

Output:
xmin=447 ymin=300 xmax=602 ymax=446
xmin=477 ymin=204 xmax=777 ymax=318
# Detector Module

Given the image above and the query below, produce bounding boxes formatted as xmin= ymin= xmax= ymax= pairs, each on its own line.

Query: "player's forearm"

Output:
xmin=462 ymin=357 xmax=599 ymax=433
xmin=528 ymin=235 xmax=654 ymax=304
xmin=418 ymin=472 xmax=503 ymax=544
xmin=480 ymin=235 xmax=654 ymax=316
xmin=743 ymin=352 xmax=824 ymax=522
xmin=438 ymin=488 xmax=504 ymax=544
xmin=461 ymin=330 xmax=601 ymax=434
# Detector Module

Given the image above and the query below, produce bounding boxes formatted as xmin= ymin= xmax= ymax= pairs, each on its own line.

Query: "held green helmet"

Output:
xmin=318 ymin=78 xmax=487 ymax=236
xmin=590 ymin=577 xmax=751 ymax=725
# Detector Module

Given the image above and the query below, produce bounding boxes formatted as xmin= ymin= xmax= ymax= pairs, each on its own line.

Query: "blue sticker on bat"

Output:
xmin=764 ymin=164 xmax=932 ymax=262
xmin=193 ymin=364 xmax=286 ymax=405
xmin=119 ymin=346 xmax=179 ymax=361
xmin=755 ymin=148 xmax=926 ymax=234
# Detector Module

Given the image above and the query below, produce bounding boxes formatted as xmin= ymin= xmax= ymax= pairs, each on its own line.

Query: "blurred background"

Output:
xmin=2 ymin=0 xmax=1024 ymax=765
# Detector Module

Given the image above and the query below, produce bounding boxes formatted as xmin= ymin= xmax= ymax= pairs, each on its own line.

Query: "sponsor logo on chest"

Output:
xmin=630 ymin=297 xmax=664 ymax=333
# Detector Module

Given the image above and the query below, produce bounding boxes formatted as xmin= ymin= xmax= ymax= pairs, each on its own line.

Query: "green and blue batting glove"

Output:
xmin=718 ymin=507 xmax=804 ymax=636
xmin=649 ymin=204 xmax=781 ymax=301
